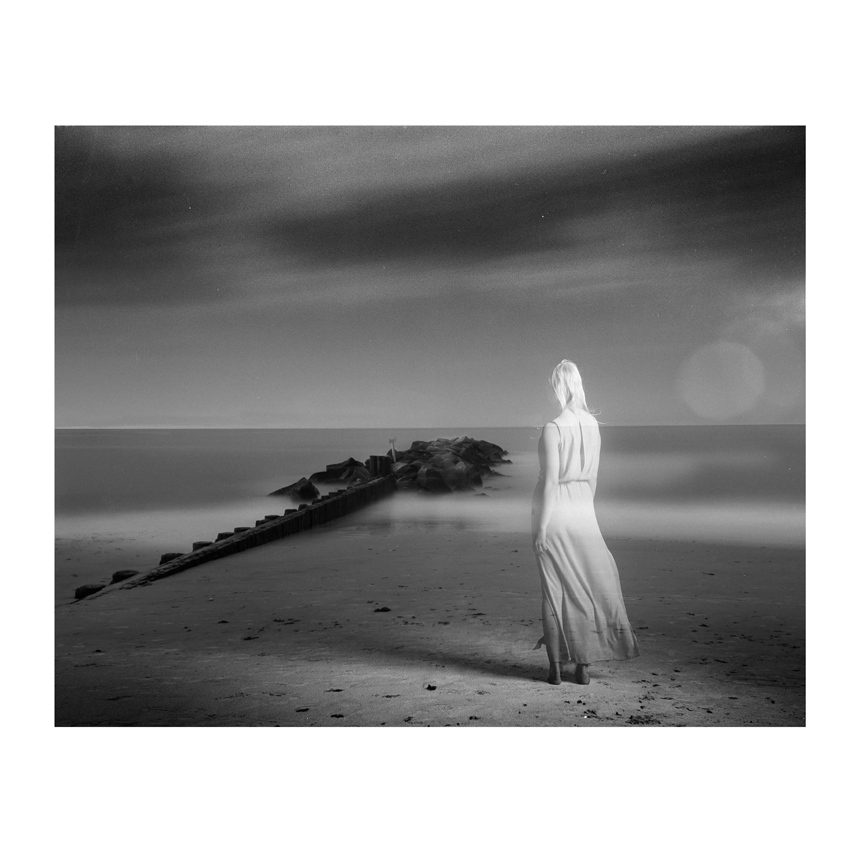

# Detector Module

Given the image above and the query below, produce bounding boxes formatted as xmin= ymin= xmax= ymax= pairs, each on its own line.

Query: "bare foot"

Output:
xmin=574 ymin=664 xmax=590 ymax=685
xmin=547 ymin=667 xmax=562 ymax=685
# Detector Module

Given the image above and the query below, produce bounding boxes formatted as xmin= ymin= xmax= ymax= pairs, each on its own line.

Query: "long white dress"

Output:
xmin=532 ymin=412 xmax=639 ymax=663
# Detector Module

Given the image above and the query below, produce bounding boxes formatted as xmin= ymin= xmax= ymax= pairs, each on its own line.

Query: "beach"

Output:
xmin=55 ymin=425 xmax=804 ymax=726
xmin=55 ymin=506 xmax=804 ymax=727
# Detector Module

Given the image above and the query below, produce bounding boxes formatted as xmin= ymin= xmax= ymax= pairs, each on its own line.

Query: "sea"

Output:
xmin=55 ymin=425 xmax=805 ymax=602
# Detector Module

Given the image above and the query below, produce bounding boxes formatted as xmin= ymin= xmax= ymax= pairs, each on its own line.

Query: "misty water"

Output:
xmin=55 ymin=425 xmax=804 ymax=600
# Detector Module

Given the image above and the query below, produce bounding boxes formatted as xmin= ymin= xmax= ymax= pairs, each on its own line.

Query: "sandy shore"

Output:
xmin=55 ymin=512 xmax=804 ymax=727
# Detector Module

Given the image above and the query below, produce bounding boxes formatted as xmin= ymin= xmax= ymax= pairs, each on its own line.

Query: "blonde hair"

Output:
xmin=551 ymin=359 xmax=593 ymax=414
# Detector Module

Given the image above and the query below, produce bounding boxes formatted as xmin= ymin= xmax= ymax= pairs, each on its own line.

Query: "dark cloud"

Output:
xmin=55 ymin=126 xmax=804 ymax=309
xmin=262 ymin=126 xmax=804 ymax=278
xmin=55 ymin=127 xmax=242 ymax=305
xmin=56 ymin=127 xmax=201 ymax=249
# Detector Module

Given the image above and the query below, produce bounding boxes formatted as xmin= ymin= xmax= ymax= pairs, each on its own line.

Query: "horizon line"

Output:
xmin=54 ymin=422 xmax=805 ymax=430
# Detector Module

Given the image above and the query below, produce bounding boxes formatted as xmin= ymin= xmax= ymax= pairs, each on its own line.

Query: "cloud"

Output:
xmin=55 ymin=125 xmax=804 ymax=309
xmin=55 ymin=126 xmax=259 ymax=306
xmin=261 ymin=125 xmax=805 ymax=273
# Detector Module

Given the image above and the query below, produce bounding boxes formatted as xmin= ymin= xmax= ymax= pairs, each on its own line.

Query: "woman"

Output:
xmin=532 ymin=360 xmax=639 ymax=685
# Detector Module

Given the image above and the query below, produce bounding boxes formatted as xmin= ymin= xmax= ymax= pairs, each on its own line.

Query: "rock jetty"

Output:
xmin=73 ymin=437 xmax=509 ymax=601
xmin=387 ymin=436 xmax=510 ymax=494
xmin=268 ymin=437 xmax=509 ymax=499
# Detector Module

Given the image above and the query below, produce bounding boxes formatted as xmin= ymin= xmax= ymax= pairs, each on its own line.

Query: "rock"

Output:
xmin=415 ymin=457 xmax=482 ymax=492
xmin=373 ymin=606 xmax=392 ymax=612
xmin=75 ymin=584 xmax=105 ymax=600
xmin=110 ymin=570 xmax=139 ymax=584
xmin=440 ymin=460 xmax=474 ymax=491
xmin=394 ymin=462 xmax=420 ymax=487
xmin=475 ymin=439 xmax=510 ymax=463
xmin=310 ymin=457 xmax=366 ymax=482
xmin=400 ymin=437 xmax=507 ymax=493
xmin=269 ymin=477 xmax=320 ymax=500
xmin=428 ymin=452 xmax=459 ymax=471
xmin=192 ymin=541 xmax=212 ymax=551
xmin=327 ymin=457 xmax=366 ymax=473
xmin=342 ymin=465 xmax=372 ymax=483
xmin=392 ymin=462 xmax=419 ymax=485
xmin=159 ymin=552 xmax=184 ymax=565
xmin=416 ymin=465 xmax=453 ymax=494
xmin=216 ymin=532 xmax=234 ymax=541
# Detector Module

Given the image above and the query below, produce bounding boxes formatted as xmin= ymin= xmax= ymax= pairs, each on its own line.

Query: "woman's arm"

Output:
xmin=533 ymin=422 xmax=560 ymax=553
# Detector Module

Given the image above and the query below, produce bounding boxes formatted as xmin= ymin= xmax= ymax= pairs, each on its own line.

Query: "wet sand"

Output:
xmin=55 ymin=516 xmax=804 ymax=727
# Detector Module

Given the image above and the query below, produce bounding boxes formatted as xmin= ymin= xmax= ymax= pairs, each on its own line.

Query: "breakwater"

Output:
xmin=78 ymin=474 xmax=397 ymax=600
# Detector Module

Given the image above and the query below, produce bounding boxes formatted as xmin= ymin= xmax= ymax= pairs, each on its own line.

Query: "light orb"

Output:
xmin=677 ymin=341 xmax=765 ymax=421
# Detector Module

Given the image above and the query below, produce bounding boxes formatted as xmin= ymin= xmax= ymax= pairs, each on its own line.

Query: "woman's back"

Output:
xmin=549 ymin=409 xmax=600 ymax=483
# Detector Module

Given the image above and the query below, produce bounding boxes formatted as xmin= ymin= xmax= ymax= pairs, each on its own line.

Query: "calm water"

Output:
xmin=55 ymin=425 xmax=804 ymax=599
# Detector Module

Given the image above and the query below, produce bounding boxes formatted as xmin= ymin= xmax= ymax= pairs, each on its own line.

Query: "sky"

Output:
xmin=55 ymin=125 xmax=805 ymax=428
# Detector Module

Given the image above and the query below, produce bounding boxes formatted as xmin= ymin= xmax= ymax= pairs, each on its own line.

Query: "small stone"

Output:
xmin=75 ymin=584 xmax=105 ymax=600
xmin=110 ymin=570 xmax=139 ymax=584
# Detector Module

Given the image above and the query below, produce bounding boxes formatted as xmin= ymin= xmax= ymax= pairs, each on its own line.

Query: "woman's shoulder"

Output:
xmin=539 ymin=421 xmax=562 ymax=443
xmin=554 ymin=410 xmax=599 ymax=429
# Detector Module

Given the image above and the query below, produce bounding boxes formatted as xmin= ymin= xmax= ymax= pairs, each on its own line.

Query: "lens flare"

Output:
xmin=677 ymin=341 xmax=765 ymax=421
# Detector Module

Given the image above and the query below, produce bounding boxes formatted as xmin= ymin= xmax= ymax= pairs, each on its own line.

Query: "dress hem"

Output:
xmin=534 ymin=636 xmax=640 ymax=664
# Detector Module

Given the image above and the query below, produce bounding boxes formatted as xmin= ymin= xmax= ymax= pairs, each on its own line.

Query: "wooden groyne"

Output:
xmin=73 ymin=437 xmax=509 ymax=602
xmin=80 ymin=474 xmax=397 ymax=600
